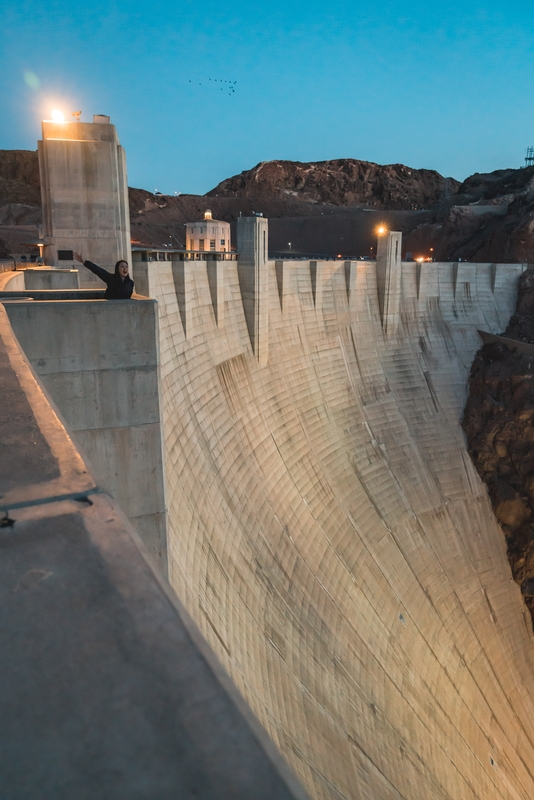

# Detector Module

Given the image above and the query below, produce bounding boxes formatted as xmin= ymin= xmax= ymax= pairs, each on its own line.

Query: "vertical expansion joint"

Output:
xmin=310 ymin=261 xmax=318 ymax=307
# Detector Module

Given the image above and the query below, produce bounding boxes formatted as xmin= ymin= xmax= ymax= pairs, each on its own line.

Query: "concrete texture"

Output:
xmin=38 ymin=118 xmax=131 ymax=285
xmin=0 ymin=304 xmax=308 ymax=800
xmin=0 ymin=270 xmax=24 ymax=291
xmin=23 ymin=267 xmax=79 ymax=290
xmin=135 ymin=252 xmax=534 ymax=800
xmin=3 ymin=299 xmax=167 ymax=569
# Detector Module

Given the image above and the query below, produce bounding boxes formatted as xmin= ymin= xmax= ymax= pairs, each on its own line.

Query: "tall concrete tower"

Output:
xmin=376 ymin=230 xmax=402 ymax=337
xmin=38 ymin=113 xmax=131 ymax=286
xmin=237 ymin=214 xmax=269 ymax=366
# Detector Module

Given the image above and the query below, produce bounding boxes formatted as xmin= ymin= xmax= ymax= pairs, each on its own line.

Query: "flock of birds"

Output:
xmin=188 ymin=78 xmax=237 ymax=96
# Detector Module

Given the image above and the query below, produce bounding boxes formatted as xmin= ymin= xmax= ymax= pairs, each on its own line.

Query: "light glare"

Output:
xmin=51 ymin=109 xmax=65 ymax=123
xmin=23 ymin=71 xmax=40 ymax=90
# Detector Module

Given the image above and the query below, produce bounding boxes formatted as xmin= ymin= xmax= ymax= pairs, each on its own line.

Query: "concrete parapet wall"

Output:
xmin=3 ymin=298 xmax=167 ymax=569
xmin=135 ymin=254 xmax=534 ymax=800
xmin=0 ymin=271 xmax=25 ymax=291
xmin=23 ymin=268 xmax=80 ymax=290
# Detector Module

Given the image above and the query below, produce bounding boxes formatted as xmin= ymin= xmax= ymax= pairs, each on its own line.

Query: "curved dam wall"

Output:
xmin=137 ymin=254 xmax=534 ymax=800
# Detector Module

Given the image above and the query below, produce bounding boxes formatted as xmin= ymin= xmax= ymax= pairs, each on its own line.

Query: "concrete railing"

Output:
xmin=0 ymin=267 xmax=81 ymax=293
xmin=3 ymin=297 xmax=167 ymax=570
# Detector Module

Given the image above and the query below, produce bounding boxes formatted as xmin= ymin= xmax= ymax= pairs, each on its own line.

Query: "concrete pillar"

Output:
xmin=237 ymin=216 xmax=269 ymax=366
xmin=376 ymin=231 xmax=402 ymax=336
xmin=38 ymin=115 xmax=131 ymax=286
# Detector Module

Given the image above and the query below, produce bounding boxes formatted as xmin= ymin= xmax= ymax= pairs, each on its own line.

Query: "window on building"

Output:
xmin=220 ymin=239 xmax=225 ymax=246
xmin=58 ymin=249 xmax=74 ymax=260
xmin=199 ymin=239 xmax=204 ymax=251
xmin=210 ymin=240 xmax=216 ymax=250
xmin=158 ymin=251 xmax=165 ymax=260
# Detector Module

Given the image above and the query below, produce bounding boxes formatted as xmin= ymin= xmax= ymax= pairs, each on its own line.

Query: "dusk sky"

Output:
xmin=2 ymin=0 xmax=533 ymax=194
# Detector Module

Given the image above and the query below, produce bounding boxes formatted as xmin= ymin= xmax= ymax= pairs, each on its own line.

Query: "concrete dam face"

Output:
xmin=137 ymin=253 xmax=534 ymax=800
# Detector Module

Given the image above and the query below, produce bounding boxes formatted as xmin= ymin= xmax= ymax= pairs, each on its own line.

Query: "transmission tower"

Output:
xmin=526 ymin=146 xmax=534 ymax=167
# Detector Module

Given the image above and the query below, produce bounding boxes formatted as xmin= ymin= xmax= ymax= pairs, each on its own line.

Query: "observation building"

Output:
xmin=185 ymin=209 xmax=231 ymax=255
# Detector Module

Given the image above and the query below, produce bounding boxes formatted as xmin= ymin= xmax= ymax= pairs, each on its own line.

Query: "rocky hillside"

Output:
xmin=0 ymin=150 xmax=41 ymax=207
xmin=416 ymin=166 xmax=534 ymax=262
xmin=463 ymin=268 xmax=534 ymax=625
xmin=208 ymin=159 xmax=459 ymax=211
xmin=2 ymin=149 xmax=534 ymax=262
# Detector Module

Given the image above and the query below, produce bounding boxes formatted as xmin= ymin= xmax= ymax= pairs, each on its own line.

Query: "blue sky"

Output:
xmin=2 ymin=0 xmax=534 ymax=194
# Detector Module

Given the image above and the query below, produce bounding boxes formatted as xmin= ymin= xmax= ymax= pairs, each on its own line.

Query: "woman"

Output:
xmin=73 ymin=252 xmax=134 ymax=299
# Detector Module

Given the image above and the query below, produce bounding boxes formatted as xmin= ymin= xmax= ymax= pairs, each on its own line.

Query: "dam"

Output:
xmin=131 ymin=246 xmax=534 ymax=800
xmin=2 ymin=115 xmax=534 ymax=799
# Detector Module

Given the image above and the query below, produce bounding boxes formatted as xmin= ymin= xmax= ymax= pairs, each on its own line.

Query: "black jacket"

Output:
xmin=84 ymin=261 xmax=134 ymax=299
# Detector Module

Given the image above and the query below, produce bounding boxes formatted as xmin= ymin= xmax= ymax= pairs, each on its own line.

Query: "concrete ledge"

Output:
xmin=478 ymin=329 xmax=534 ymax=356
xmin=0 ymin=289 xmax=105 ymax=301
xmin=0 ymin=271 xmax=25 ymax=292
xmin=23 ymin=268 xmax=80 ymax=290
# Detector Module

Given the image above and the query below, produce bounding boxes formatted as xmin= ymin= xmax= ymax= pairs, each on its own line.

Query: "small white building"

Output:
xmin=186 ymin=210 xmax=231 ymax=253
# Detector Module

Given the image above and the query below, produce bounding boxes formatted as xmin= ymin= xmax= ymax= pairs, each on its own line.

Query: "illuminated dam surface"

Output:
xmin=139 ymin=256 xmax=534 ymax=800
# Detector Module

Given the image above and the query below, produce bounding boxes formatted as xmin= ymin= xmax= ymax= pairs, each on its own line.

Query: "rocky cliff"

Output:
xmin=207 ymin=158 xmax=459 ymax=211
xmin=0 ymin=150 xmax=41 ymax=207
xmin=463 ymin=268 xmax=534 ymax=624
xmin=411 ymin=166 xmax=534 ymax=262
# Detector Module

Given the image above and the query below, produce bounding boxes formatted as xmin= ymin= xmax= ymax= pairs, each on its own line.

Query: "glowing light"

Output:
xmin=416 ymin=257 xmax=425 ymax=262
xmin=377 ymin=226 xmax=387 ymax=235
xmin=51 ymin=109 xmax=65 ymax=123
